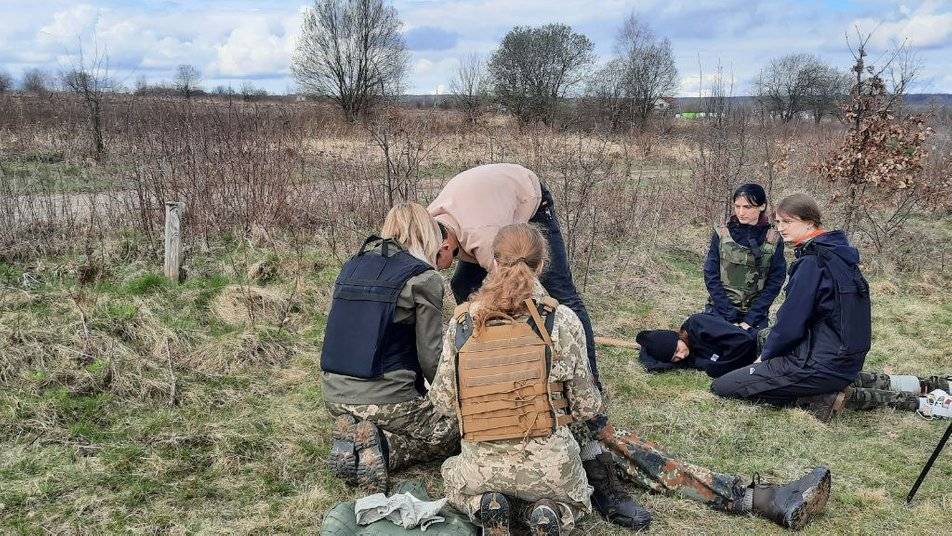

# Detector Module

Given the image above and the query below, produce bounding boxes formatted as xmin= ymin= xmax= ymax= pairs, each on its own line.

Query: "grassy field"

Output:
xmin=2 ymin=220 xmax=951 ymax=536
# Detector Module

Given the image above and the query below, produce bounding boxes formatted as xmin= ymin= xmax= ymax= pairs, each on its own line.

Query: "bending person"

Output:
xmin=428 ymin=163 xmax=602 ymax=387
xmin=321 ymin=202 xmax=459 ymax=493
xmin=704 ymin=183 xmax=786 ymax=330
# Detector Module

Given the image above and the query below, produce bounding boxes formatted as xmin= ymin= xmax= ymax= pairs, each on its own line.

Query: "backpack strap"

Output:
xmin=524 ymin=299 xmax=553 ymax=348
xmin=714 ymin=224 xmax=729 ymax=239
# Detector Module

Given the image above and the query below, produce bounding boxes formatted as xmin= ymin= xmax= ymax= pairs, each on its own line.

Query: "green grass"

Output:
xmin=1 ymin=230 xmax=950 ymax=535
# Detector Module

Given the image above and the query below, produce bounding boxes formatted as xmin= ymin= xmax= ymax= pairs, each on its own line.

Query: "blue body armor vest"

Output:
xmin=320 ymin=237 xmax=433 ymax=385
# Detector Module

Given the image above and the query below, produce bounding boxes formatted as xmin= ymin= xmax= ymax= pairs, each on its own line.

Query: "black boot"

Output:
xmin=921 ymin=375 xmax=952 ymax=393
xmin=478 ymin=492 xmax=511 ymax=536
xmin=796 ymin=389 xmax=849 ymax=422
xmin=582 ymin=452 xmax=652 ymax=531
xmin=751 ymin=466 xmax=831 ymax=530
xmin=528 ymin=499 xmax=561 ymax=536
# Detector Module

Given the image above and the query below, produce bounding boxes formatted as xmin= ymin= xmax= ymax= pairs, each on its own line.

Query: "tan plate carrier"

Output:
xmin=453 ymin=297 xmax=573 ymax=442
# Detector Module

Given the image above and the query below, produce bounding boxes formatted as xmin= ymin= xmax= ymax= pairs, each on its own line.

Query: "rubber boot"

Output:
xmin=796 ymin=388 xmax=849 ymax=422
xmin=479 ymin=492 xmax=511 ymax=536
xmin=327 ymin=414 xmax=357 ymax=484
xmin=582 ymin=452 xmax=652 ymax=531
xmin=751 ymin=466 xmax=831 ymax=530
xmin=528 ymin=499 xmax=562 ymax=536
xmin=921 ymin=375 xmax=952 ymax=394
xmin=354 ymin=419 xmax=389 ymax=494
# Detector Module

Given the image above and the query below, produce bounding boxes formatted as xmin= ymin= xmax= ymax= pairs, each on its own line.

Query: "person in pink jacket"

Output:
xmin=428 ymin=163 xmax=601 ymax=388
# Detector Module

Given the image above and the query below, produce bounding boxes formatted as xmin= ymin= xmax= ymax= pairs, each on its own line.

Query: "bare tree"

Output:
xmin=0 ymin=70 xmax=12 ymax=93
xmin=755 ymin=53 xmax=841 ymax=123
xmin=488 ymin=24 xmax=595 ymax=124
xmin=240 ymin=81 xmax=269 ymax=102
xmin=450 ymin=53 xmax=490 ymax=124
xmin=174 ymin=64 xmax=202 ymax=99
xmin=61 ymin=46 xmax=113 ymax=156
xmin=805 ymin=64 xmax=850 ymax=123
xmin=21 ymin=68 xmax=51 ymax=93
xmin=613 ymin=14 xmax=679 ymax=128
xmin=292 ymin=0 xmax=409 ymax=121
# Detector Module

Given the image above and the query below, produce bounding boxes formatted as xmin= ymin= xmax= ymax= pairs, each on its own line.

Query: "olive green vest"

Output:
xmin=711 ymin=224 xmax=779 ymax=312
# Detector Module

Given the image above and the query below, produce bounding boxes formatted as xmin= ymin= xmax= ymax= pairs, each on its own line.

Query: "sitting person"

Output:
xmin=432 ymin=224 xmax=831 ymax=534
xmin=711 ymin=193 xmax=872 ymax=419
xmin=704 ymin=183 xmax=786 ymax=330
xmin=321 ymin=202 xmax=460 ymax=493
xmin=636 ymin=313 xmax=759 ymax=378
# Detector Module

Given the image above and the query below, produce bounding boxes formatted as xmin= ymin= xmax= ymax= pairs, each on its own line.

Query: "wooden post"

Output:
xmin=164 ymin=202 xmax=184 ymax=282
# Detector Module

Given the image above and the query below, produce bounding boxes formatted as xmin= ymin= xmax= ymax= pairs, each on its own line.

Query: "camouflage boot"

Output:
xmin=751 ymin=466 xmax=831 ymax=530
xmin=583 ymin=452 xmax=652 ymax=531
xmin=478 ymin=492 xmax=511 ymax=536
xmin=354 ymin=419 xmax=389 ymax=494
xmin=796 ymin=388 xmax=849 ymax=422
xmin=328 ymin=414 xmax=358 ymax=484
xmin=528 ymin=499 xmax=561 ymax=536
xmin=921 ymin=375 xmax=952 ymax=394
xmin=846 ymin=387 xmax=919 ymax=412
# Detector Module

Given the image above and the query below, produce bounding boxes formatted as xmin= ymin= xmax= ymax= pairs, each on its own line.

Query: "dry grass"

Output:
xmin=1 ymin=223 xmax=950 ymax=535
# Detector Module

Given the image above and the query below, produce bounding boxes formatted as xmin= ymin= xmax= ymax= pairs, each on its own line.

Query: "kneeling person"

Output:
xmin=431 ymin=224 xmax=612 ymax=535
xmin=321 ymin=203 xmax=459 ymax=493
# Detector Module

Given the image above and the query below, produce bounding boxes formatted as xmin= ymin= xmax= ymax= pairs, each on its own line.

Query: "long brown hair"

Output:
xmin=470 ymin=224 xmax=549 ymax=334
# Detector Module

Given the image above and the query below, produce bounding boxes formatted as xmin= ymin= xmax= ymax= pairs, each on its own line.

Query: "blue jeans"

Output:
xmin=449 ymin=185 xmax=601 ymax=387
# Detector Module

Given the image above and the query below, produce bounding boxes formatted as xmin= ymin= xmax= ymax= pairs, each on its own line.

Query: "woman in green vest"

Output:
xmin=704 ymin=184 xmax=786 ymax=330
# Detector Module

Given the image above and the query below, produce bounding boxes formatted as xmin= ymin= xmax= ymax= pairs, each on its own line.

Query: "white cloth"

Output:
xmin=354 ymin=492 xmax=448 ymax=530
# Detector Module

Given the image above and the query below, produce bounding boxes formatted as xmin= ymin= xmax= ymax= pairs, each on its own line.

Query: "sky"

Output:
xmin=1 ymin=0 xmax=951 ymax=96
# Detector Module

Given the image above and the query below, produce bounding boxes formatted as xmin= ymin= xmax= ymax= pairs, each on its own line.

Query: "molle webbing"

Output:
xmin=454 ymin=299 xmax=571 ymax=442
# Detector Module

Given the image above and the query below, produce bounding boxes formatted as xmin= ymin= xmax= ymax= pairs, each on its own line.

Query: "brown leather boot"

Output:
xmin=796 ymin=388 xmax=849 ymax=422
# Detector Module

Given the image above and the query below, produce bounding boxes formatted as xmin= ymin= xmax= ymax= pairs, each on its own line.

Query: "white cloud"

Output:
xmin=211 ymin=18 xmax=296 ymax=77
xmin=851 ymin=1 xmax=952 ymax=50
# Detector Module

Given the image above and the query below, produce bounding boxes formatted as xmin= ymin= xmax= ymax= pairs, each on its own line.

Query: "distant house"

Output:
xmin=654 ymin=96 xmax=678 ymax=112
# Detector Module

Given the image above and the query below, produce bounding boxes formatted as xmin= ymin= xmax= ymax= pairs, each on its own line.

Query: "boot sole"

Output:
xmin=480 ymin=492 xmax=511 ymax=536
xmin=328 ymin=414 xmax=357 ymax=484
xmin=529 ymin=504 xmax=562 ymax=536
xmin=355 ymin=420 xmax=388 ymax=494
xmin=786 ymin=467 xmax=831 ymax=530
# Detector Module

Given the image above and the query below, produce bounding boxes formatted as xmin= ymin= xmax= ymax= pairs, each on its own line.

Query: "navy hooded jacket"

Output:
xmin=703 ymin=216 xmax=787 ymax=328
xmin=638 ymin=313 xmax=758 ymax=378
xmin=760 ymin=230 xmax=871 ymax=381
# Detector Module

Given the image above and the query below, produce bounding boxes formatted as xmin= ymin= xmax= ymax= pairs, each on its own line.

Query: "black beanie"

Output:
xmin=636 ymin=330 xmax=680 ymax=363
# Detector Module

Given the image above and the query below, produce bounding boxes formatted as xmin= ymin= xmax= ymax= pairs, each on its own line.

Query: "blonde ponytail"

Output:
xmin=471 ymin=224 xmax=549 ymax=334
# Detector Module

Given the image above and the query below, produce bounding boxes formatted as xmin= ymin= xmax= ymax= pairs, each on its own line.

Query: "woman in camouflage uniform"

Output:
xmin=322 ymin=203 xmax=460 ymax=493
xmin=704 ymin=183 xmax=786 ymax=331
xmin=430 ymin=224 xmax=604 ymax=536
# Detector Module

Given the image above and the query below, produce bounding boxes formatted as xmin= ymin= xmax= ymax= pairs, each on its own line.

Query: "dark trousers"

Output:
xmin=449 ymin=184 xmax=601 ymax=386
xmin=710 ymin=356 xmax=851 ymax=406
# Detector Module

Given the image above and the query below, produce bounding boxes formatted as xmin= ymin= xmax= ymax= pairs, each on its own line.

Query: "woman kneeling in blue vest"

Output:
xmin=321 ymin=203 xmax=460 ymax=493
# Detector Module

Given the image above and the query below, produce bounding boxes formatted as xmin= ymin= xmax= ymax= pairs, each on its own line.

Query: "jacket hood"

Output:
xmin=804 ymin=230 xmax=860 ymax=266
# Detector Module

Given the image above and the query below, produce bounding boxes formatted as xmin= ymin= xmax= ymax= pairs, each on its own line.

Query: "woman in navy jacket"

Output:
xmin=704 ymin=184 xmax=786 ymax=330
xmin=711 ymin=193 xmax=873 ymax=417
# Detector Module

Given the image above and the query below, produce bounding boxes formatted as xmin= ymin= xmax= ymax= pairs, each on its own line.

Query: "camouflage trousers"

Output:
xmin=325 ymin=398 xmax=460 ymax=471
xmin=573 ymin=421 xmax=745 ymax=511
xmin=441 ymin=427 xmax=591 ymax=533
xmin=847 ymin=371 xmax=922 ymax=412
